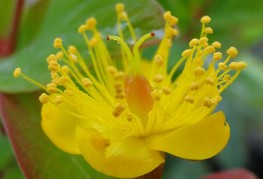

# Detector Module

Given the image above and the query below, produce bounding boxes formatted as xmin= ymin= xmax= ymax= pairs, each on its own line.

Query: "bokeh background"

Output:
xmin=0 ymin=0 xmax=263 ymax=178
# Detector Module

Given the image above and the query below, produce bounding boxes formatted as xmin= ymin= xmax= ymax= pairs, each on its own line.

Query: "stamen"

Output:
xmin=39 ymin=93 xmax=49 ymax=104
xmin=226 ymin=47 xmax=238 ymax=58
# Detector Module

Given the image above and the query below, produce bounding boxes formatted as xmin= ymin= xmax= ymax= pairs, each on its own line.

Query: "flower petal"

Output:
xmin=41 ymin=102 xmax=80 ymax=154
xmin=148 ymin=111 xmax=230 ymax=160
xmin=75 ymin=127 xmax=164 ymax=178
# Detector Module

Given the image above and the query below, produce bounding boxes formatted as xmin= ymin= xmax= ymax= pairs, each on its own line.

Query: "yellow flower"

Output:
xmin=14 ymin=3 xmax=246 ymax=178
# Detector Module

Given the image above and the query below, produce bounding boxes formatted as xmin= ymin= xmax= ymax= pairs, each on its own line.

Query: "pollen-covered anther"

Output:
xmin=47 ymin=83 xmax=57 ymax=93
xmin=154 ymin=55 xmax=164 ymax=66
xmin=169 ymin=27 xmax=178 ymax=37
xmin=114 ymin=72 xmax=125 ymax=81
xmin=54 ymin=95 xmax=63 ymax=105
xmin=13 ymin=68 xmax=21 ymax=78
xmin=82 ymin=78 xmax=93 ymax=88
xmin=161 ymin=87 xmax=171 ymax=95
xmin=53 ymin=38 xmax=63 ymax=48
xmin=204 ymin=46 xmax=216 ymax=54
xmin=69 ymin=53 xmax=78 ymax=63
xmin=107 ymin=66 xmax=117 ymax=76
xmin=181 ymin=49 xmax=192 ymax=57
xmin=61 ymin=65 xmax=70 ymax=74
xmin=89 ymin=38 xmax=98 ymax=47
xmin=194 ymin=67 xmax=206 ymax=76
xmin=218 ymin=62 xmax=228 ymax=71
xmin=229 ymin=61 xmax=247 ymax=70
xmin=68 ymin=45 xmax=77 ymax=54
xmin=184 ymin=96 xmax=194 ymax=103
xmin=200 ymin=15 xmax=211 ymax=24
xmin=190 ymin=82 xmax=200 ymax=90
xmin=112 ymin=103 xmax=125 ymax=117
xmin=205 ymin=77 xmax=215 ymax=86
xmin=168 ymin=16 xmax=178 ymax=26
xmin=154 ymin=74 xmax=164 ymax=83
xmin=204 ymin=27 xmax=213 ymax=34
xmin=163 ymin=11 xmax=172 ymax=21
xmin=151 ymin=89 xmax=162 ymax=101
xmin=78 ymin=24 xmax=87 ymax=33
xmin=212 ymin=41 xmax=222 ymax=49
xmin=199 ymin=37 xmax=208 ymax=46
xmin=86 ymin=17 xmax=97 ymax=30
xmin=56 ymin=51 xmax=64 ymax=59
xmin=39 ymin=93 xmax=49 ymax=104
xmin=227 ymin=47 xmax=238 ymax=58
xmin=204 ymin=97 xmax=215 ymax=108
xmin=64 ymin=89 xmax=74 ymax=96
xmin=189 ymin=38 xmax=199 ymax=47
xmin=48 ymin=60 xmax=59 ymax=72
xmin=213 ymin=52 xmax=222 ymax=61
xmin=115 ymin=3 xmax=124 ymax=13
xmin=223 ymin=74 xmax=231 ymax=82
xmin=46 ymin=54 xmax=57 ymax=63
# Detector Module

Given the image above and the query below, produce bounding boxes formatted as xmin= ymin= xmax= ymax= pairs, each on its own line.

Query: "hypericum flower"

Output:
xmin=14 ymin=3 xmax=246 ymax=178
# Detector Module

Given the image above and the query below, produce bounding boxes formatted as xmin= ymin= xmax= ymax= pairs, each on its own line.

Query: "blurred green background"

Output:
xmin=0 ymin=0 xmax=263 ymax=178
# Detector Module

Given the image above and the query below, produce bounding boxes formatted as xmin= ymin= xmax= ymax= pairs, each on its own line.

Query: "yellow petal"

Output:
xmin=75 ymin=127 xmax=164 ymax=178
xmin=148 ymin=111 xmax=230 ymax=160
xmin=41 ymin=102 xmax=80 ymax=154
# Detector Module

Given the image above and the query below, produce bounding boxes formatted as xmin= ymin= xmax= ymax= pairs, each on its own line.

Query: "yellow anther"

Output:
xmin=46 ymin=54 xmax=57 ymax=63
xmin=229 ymin=62 xmax=246 ymax=70
xmin=53 ymin=38 xmax=63 ymax=48
xmin=189 ymin=38 xmax=199 ymax=47
xmin=112 ymin=103 xmax=125 ymax=117
xmin=39 ymin=93 xmax=49 ymax=104
xmin=86 ymin=17 xmax=97 ymax=29
xmin=114 ymin=72 xmax=125 ymax=80
xmin=115 ymin=3 xmax=125 ymax=13
xmin=168 ymin=16 xmax=178 ymax=26
xmin=212 ymin=41 xmax=222 ymax=49
xmin=13 ymin=68 xmax=22 ymax=78
xmin=204 ymin=27 xmax=213 ymax=34
xmin=169 ymin=27 xmax=178 ymax=36
xmin=205 ymin=77 xmax=215 ymax=85
xmin=204 ymin=97 xmax=215 ymax=108
xmin=184 ymin=96 xmax=194 ymax=103
xmin=213 ymin=52 xmax=222 ymax=61
xmin=51 ymin=72 xmax=59 ymax=79
xmin=154 ymin=74 xmax=164 ymax=83
xmin=55 ymin=76 xmax=68 ymax=85
xmin=118 ymin=11 xmax=127 ymax=20
xmin=223 ymin=74 xmax=231 ymax=82
xmin=227 ymin=47 xmax=238 ymax=58
xmin=54 ymin=95 xmax=63 ymax=105
xmin=218 ymin=62 xmax=228 ymax=71
xmin=61 ymin=65 xmax=70 ymax=74
xmin=56 ymin=51 xmax=64 ymax=59
xmin=199 ymin=37 xmax=208 ymax=45
xmin=163 ymin=11 xmax=172 ymax=21
xmin=89 ymin=37 xmax=98 ymax=47
xmin=69 ymin=53 xmax=78 ymax=63
xmin=64 ymin=89 xmax=74 ymax=96
xmin=154 ymin=55 xmax=164 ymax=66
xmin=107 ymin=66 xmax=117 ymax=76
xmin=78 ymin=24 xmax=87 ymax=33
xmin=47 ymin=83 xmax=57 ymax=93
xmin=48 ymin=60 xmax=59 ymax=72
xmin=204 ymin=46 xmax=215 ymax=54
xmin=82 ymin=78 xmax=93 ymax=88
xmin=151 ymin=89 xmax=162 ymax=101
xmin=68 ymin=45 xmax=77 ymax=54
xmin=200 ymin=15 xmax=211 ymax=24
xmin=194 ymin=67 xmax=206 ymax=76
xmin=181 ymin=49 xmax=192 ymax=57
xmin=162 ymin=87 xmax=171 ymax=95
xmin=190 ymin=82 xmax=200 ymax=90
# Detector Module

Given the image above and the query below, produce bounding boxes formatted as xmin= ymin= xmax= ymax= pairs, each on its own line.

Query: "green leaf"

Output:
xmin=0 ymin=93 xmax=119 ymax=179
xmin=0 ymin=0 xmax=164 ymax=93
